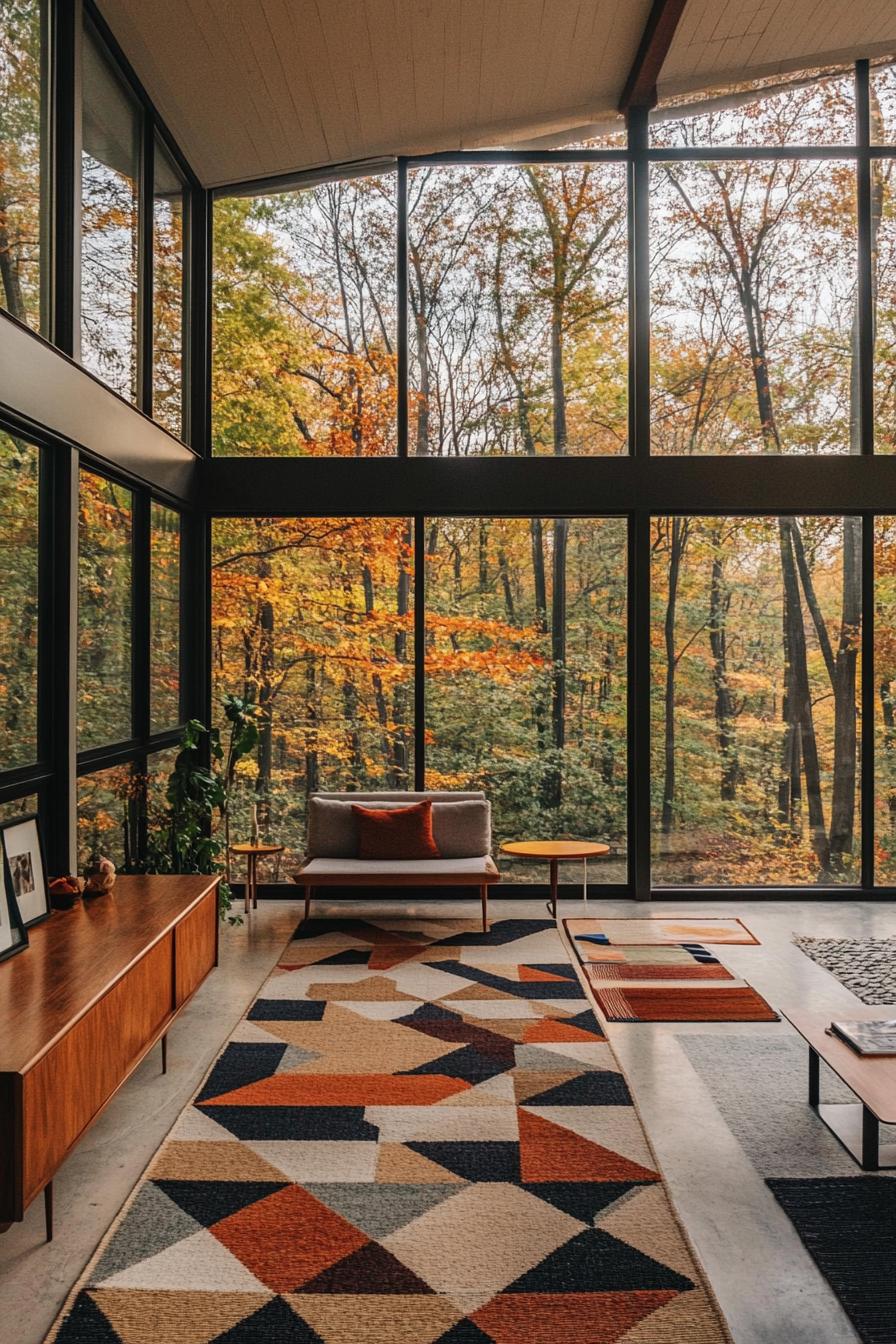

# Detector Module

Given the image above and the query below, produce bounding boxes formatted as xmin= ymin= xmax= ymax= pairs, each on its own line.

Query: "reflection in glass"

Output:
xmin=80 ymin=19 xmax=140 ymax=400
xmin=77 ymin=472 xmax=133 ymax=749
xmin=0 ymin=432 xmax=39 ymax=767
xmin=650 ymin=70 xmax=855 ymax=147
xmin=426 ymin=517 xmax=627 ymax=880
xmin=651 ymin=516 xmax=860 ymax=885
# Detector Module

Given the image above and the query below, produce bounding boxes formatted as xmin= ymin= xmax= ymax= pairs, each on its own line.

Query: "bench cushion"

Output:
xmin=297 ymin=856 xmax=499 ymax=882
xmin=307 ymin=795 xmax=491 ymax=860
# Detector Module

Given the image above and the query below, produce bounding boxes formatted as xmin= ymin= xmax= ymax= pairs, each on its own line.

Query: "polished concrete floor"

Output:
xmin=4 ymin=896 xmax=894 ymax=1344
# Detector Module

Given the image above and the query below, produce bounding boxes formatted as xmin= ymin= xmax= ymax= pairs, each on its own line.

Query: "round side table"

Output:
xmin=230 ymin=843 xmax=284 ymax=914
xmin=499 ymin=840 xmax=610 ymax=917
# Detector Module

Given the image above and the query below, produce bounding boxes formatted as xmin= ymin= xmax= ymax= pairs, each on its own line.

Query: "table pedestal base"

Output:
xmin=809 ymin=1046 xmax=896 ymax=1171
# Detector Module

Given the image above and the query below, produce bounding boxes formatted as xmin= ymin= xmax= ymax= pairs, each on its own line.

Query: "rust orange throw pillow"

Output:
xmin=352 ymin=800 xmax=440 ymax=860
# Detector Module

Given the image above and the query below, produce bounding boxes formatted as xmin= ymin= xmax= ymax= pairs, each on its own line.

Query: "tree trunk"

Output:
xmin=661 ymin=519 xmax=686 ymax=835
xmin=829 ymin=517 xmax=860 ymax=867
xmin=409 ymin=249 xmax=430 ymax=455
xmin=708 ymin=537 xmax=739 ymax=801
xmin=779 ymin=520 xmax=830 ymax=872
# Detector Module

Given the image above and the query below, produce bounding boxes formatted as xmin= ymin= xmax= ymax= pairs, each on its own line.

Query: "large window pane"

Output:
xmin=0 ymin=0 xmax=46 ymax=330
xmin=651 ymin=159 xmax=856 ymax=454
xmin=78 ymin=472 xmax=133 ymax=748
xmin=0 ymin=794 xmax=37 ymax=822
xmin=211 ymin=517 xmax=414 ymax=863
xmin=871 ymin=61 xmax=896 ymax=143
xmin=426 ymin=517 xmax=627 ymax=880
xmin=650 ymin=70 xmax=855 ymax=147
xmin=0 ymin=431 xmax=39 ymax=768
xmin=212 ymin=176 xmax=396 ymax=456
xmin=408 ymin=166 xmax=627 ymax=456
xmin=651 ymin=516 xmax=861 ymax=885
xmin=153 ymin=138 xmax=186 ymax=437
xmin=875 ymin=518 xmax=896 ymax=882
xmin=80 ymin=19 xmax=140 ymax=401
xmin=77 ymin=763 xmax=134 ymax=869
xmin=150 ymin=502 xmax=181 ymax=732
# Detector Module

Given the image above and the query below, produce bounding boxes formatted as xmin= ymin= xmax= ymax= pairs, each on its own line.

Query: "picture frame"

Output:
xmin=0 ymin=813 xmax=50 ymax=929
xmin=0 ymin=845 xmax=28 ymax=963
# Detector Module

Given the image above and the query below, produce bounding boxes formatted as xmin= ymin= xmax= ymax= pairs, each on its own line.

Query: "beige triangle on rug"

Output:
xmin=88 ymin=1289 xmax=271 ymax=1344
xmin=148 ymin=1139 xmax=292 ymax=1184
xmin=287 ymin=1292 xmax=461 ymax=1344
xmin=597 ymin=1183 xmax=700 ymax=1280
xmin=97 ymin=1227 xmax=269 ymax=1293
xmin=376 ymin=1143 xmax=466 ymax=1184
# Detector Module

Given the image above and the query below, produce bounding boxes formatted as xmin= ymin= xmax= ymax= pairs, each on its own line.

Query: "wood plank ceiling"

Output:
xmin=96 ymin=0 xmax=896 ymax=188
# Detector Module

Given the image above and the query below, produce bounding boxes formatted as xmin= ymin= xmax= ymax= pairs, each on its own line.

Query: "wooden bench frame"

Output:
xmin=294 ymin=859 xmax=500 ymax=932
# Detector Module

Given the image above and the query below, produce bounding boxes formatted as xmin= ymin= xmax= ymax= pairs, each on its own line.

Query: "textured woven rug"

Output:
xmin=589 ymin=985 xmax=778 ymax=1023
xmin=565 ymin=918 xmax=759 ymax=947
xmin=792 ymin=935 xmax=896 ymax=1005
xmin=583 ymin=963 xmax=735 ymax=984
xmin=679 ymin=1034 xmax=896 ymax=1344
xmin=49 ymin=915 xmax=728 ymax=1343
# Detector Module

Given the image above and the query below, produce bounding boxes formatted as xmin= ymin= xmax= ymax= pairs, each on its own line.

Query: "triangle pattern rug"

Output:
xmin=48 ymin=915 xmax=729 ymax=1343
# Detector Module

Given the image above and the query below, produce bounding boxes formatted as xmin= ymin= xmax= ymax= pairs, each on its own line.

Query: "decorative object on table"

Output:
xmin=230 ymin=842 xmax=284 ymax=914
xmin=0 ymin=812 xmax=50 ymax=928
xmin=590 ymin=984 xmax=779 ymax=1023
xmin=830 ymin=1018 xmax=896 ymax=1057
xmin=499 ymin=839 xmax=610 ymax=916
xmin=565 ymin=916 xmax=759 ymax=945
xmin=49 ymin=875 xmax=86 ymax=909
xmin=83 ymin=854 xmax=117 ymax=896
xmin=0 ymin=844 xmax=28 ymax=963
xmin=792 ymin=934 xmax=896 ymax=1004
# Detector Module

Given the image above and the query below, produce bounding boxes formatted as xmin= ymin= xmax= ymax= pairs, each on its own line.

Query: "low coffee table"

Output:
xmin=784 ymin=1008 xmax=896 ymax=1171
xmin=499 ymin=840 xmax=609 ymax=918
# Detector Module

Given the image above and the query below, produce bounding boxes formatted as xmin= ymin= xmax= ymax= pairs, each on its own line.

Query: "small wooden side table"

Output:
xmin=230 ymin=843 xmax=284 ymax=914
xmin=499 ymin=840 xmax=610 ymax=917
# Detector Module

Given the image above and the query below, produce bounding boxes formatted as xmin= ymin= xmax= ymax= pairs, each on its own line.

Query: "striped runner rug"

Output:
xmin=48 ymin=915 xmax=729 ymax=1343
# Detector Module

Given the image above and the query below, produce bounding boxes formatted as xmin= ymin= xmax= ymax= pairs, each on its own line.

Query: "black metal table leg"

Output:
xmin=44 ymin=1182 xmax=53 ymax=1242
xmin=862 ymin=1105 xmax=879 ymax=1170
xmin=808 ymin=1046 xmax=820 ymax=1107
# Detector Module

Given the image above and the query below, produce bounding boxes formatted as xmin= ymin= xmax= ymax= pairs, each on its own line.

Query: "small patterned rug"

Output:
xmin=565 ymin=918 xmax=759 ymax=947
xmin=48 ymin=916 xmax=729 ymax=1343
xmin=568 ymin=939 xmax=727 ymax=968
xmin=583 ymin=964 xmax=735 ymax=984
xmin=792 ymin=935 xmax=896 ymax=1004
xmin=590 ymin=985 xmax=778 ymax=1024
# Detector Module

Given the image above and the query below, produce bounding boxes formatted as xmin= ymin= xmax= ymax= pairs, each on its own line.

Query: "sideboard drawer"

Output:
xmin=175 ymin=887 xmax=216 ymax=1006
xmin=22 ymin=934 xmax=173 ymax=1204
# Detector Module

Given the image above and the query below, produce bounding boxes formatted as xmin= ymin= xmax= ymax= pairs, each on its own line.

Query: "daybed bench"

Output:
xmin=294 ymin=790 xmax=499 ymax=930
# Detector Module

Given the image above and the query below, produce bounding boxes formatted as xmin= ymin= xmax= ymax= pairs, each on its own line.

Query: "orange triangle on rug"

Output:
xmin=472 ymin=1289 xmax=680 ymax=1343
xmin=518 ymin=1110 xmax=659 ymax=1184
xmin=523 ymin=1019 xmax=605 ymax=1044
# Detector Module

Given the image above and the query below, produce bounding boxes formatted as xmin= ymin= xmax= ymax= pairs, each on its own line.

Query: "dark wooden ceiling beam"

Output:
xmin=618 ymin=0 xmax=689 ymax=112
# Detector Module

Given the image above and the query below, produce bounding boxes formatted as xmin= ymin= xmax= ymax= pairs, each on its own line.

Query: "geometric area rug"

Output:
xmin=48 ymin=916 xmax=729 ymax=1343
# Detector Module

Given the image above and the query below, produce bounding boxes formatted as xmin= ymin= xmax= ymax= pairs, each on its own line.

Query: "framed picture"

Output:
xmin=0 ymin=813 xmax=50 ymax=929
xmin=0 ymin=845 xmax=28 ymax=963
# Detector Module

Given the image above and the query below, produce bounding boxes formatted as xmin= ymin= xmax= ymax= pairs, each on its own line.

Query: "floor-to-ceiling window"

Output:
xmin=0 ymin=0 xmax=47 ymax=333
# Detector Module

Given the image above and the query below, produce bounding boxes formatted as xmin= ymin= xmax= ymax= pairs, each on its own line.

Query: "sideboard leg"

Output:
xmin=44 ymin=1182 xmax=53 ymax=1243
xmin=161 ymin=1032 xmax=168 ymax=1075
xmin=480 ymin=884 xmax=489 ymax=933
xmin=304 ymin=886 xmax=312 ymax=922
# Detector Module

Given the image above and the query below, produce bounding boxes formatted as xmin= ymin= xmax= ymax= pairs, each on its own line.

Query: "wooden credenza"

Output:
xmin=0 ymin=875 xmax=219 ymax=1237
